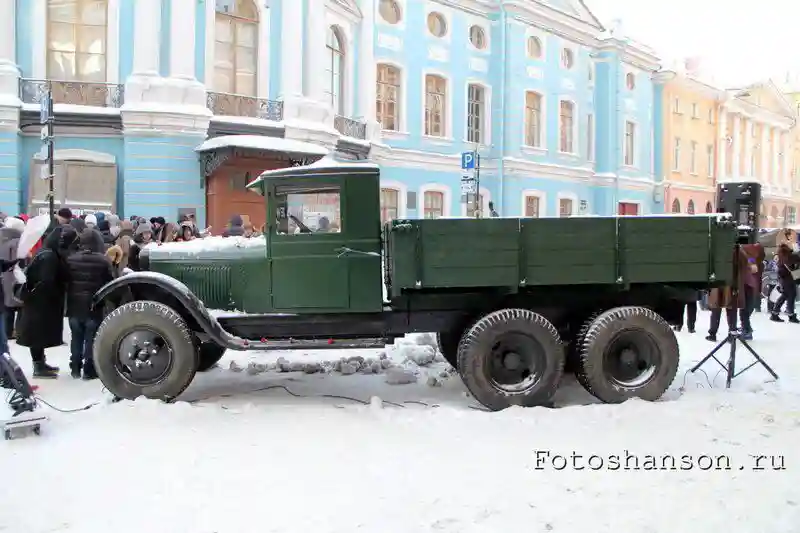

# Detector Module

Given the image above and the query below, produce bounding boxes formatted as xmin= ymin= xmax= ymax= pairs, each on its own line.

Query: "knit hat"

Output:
xmin=4 ymin=217 xmax=24 ymax=233
xmin=135 ymin=222 xmax=153 ymax=236
xmin=106 ymin=214 xmax=120 ymax=227
xmin=85 ymin=214 xmax=97 ymax=226
xmin=57 ymin=207 xmax=73 ymax=220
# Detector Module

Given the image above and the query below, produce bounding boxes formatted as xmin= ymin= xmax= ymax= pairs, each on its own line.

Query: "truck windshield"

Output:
xmin=275 ymin=184 xmax=342 ymax=235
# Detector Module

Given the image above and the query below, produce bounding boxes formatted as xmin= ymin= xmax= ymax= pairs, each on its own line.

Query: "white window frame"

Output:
xmin=467 ymin=21 xmax=490 ymax=52
xmin=379 ymin=180 xmax=408 ymax=219
xmin=691 ymin=103 xmax=699 ymax=119
xmin=521 ymin=190 xmax=546 ymax=217
xmin=465 ymin=81 xmax=491 ymax=146
xmin=204 ymin=0 xmax=270 ymax=99
xmin=672 ymin=137 xmax=681 ymax=171
xmin=421 ymin=69 xmax=452 ymax=140
xmin=690 ymin=140 xmax=697 ymax=174
xmin=556 ymin=192 xmax=578 ymax=217
xmin=557 ymin=98 xmax=578 ymax=155
xmin=522 ymin=90 xmax=546 ymax=150
xmin=672 ymin=97 xmax=680 ymax=114
xmin=587 ymin=113 xmax=595 ymax=161
xmin=525 ymin=29 xmax=546 ymax=60
xmin=560 ymin=46 xmax=575 ymax=70
xmin=34 ymin=0 xmax=121 ymax=84
xmin=377 ymin=0 xmax=406 ymax=29
xmin=376 ymin=61 xmax=406 ymax=133
xmin=419 ymin=183 xmax=453 ymax=218
xmin=623 ymin=120 xmax=636 ymax=167
xmin=424 ymin=7 xmax=452 ymax=43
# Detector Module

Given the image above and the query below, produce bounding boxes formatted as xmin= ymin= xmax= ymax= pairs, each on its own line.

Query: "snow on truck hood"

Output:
xmin=145 ymin=236 xmax=266 ymax=258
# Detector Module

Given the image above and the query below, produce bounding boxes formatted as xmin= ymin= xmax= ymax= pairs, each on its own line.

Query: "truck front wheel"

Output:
xmin=576 ymin=306 xmax=679 ymax=403
xmin=93 ymin=300 xmax=199 ymax=401
xmin=457 ymin=308 xmax=565 ymax=411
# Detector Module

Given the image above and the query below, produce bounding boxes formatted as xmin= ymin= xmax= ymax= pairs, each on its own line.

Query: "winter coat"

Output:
xmin=66 ymin=229 xmax=116 ymax=320
xmin=114 ymin=222 xmax=134 ymax=272
xmin=776 ymin=244 xmax=800 ymax=282
xmin=707 ymin=246 xmax=749 ymax=310
xmin=97 ymin=219 xmax=116 ymax=249
xmin=15 ymin=226 xmax=73 ymax=349
xmin=128 ymin=225 xmax=155 ymax=272
xmin=0 ymin=226 xmax=23 ymax=310
xmin=223 ymin=214 xmax=245 ymax=237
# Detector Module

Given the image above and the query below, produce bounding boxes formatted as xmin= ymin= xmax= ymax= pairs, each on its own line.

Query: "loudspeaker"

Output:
xmin=717 ymin=181 xmax=761 ymax=244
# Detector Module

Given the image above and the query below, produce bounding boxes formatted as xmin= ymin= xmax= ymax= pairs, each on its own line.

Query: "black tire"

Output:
xmin=577 ymin=306 xmax=679 ymax=403
xmin=457 ymin=308 xmax=565 ymax=411
xmin=436 ymin=330 xmax=461 ymax=368
xmin=197 ymin=342 xmax=226 ymax=372
xmin=566 ymin=311 xmax=600 ymax=373
xmin=93 ymin=300 xmax=199 ymax=401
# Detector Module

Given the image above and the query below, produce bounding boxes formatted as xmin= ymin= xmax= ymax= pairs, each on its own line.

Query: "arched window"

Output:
xmin=687 ymin=200 xmax=695 ymax=214
xmin=326 ymin=26 xmax=345 ymax=115
xmin=47 ymin=0 xmax=108 ymax=82
xmin=214 ymin=0 xmax=258 ymax=96
xmin=705 ymin=201 xmax=713 ymax=213
xmin=671 ymin=198 xmax=681 ymax=213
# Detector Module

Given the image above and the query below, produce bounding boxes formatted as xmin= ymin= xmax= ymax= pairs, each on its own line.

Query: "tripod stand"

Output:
xmin=691 ymin=329 xmax=779 ymax=388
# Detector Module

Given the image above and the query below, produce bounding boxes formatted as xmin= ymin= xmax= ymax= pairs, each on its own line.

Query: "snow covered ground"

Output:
xmin=2 ymin=309 xmax=799 ymax=533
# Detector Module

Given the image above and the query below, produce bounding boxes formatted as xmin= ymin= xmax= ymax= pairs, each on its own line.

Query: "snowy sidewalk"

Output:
xmin=2 ymin=310 xmax=799 ymax=533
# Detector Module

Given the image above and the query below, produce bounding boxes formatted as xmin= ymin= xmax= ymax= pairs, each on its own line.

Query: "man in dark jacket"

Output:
xmin=223 ymin=214 xmax=245 ymax=237
xmin=65 ymin=228 xmax=115 ymax=379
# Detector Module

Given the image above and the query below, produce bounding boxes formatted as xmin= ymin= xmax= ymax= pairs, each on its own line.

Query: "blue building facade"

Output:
xmin=0 ymin=0 xmax=662 ymax=224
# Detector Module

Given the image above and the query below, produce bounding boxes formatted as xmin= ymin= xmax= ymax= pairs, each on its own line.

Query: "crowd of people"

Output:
xmin=676 ymin=234 xmax=800 ymax=341
xmin=0 ymin=209 xmax=259 ymax=381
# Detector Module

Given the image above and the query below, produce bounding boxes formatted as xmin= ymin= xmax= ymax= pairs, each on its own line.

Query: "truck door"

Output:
xmin=268 ymin=178 xmax=351 ymax=311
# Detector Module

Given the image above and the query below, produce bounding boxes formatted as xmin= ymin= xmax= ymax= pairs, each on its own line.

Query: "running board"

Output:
xmin=231 ymin=337 xmax=389 ymax=351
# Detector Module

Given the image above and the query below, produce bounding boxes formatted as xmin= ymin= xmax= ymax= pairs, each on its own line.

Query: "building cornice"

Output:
xmin=652 ymin=71 xmax=726 ymax=100
xmin=596 ymin=38 xmax=660 ymax=72
xmin=503 ymin=1 xmax=602 ymax=47
xmin=724 ymin=98 xmax=795 ymax=130
xmin=430 ymin=0 xmax=496 ymax=17
xmin=504 ymin=156 xmax=594 ymax=181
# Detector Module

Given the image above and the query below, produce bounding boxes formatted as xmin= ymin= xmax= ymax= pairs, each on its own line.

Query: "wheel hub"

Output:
xmin=503 ymin=352 xmax=522 ymax=370
xmin=488 ymin=332 xmax=546 ymax=394
xmin=116 ymin=330 xmax=173 ymax=385
xmin=603 ymin=331 xmax=659 ymax=388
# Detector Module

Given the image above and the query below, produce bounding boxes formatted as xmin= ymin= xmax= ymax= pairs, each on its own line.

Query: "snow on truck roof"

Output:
xmin=246 ymin=157 xmax=379 ymax=190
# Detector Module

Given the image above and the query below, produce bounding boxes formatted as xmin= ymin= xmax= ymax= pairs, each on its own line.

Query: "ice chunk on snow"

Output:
xmin=389 ymin=336 xmax=437 ymax=366
xmin=385 ymin=368 xmax=418 ymax=385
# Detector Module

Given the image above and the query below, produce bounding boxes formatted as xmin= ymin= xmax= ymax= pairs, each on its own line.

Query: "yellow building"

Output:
xmin=723 ymin=82 xmax=797 ymax=228
xmin=654 ymin=70 xmax=724 ymax=214
xmin=781 ymin=88 xmax=800 ymax=227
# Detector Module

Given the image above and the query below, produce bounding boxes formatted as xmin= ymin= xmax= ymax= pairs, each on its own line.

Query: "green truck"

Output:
xmin=91 ymin=159 xmax=737 ymax=411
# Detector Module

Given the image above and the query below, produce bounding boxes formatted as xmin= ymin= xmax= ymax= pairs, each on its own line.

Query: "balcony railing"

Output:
xmin=334 ymin=115 xmax=367 ymax=140
xmin=206 ymin=92 xmax=283 ymax=122
xmin=19 ymin=79 xmax=124 ymax=108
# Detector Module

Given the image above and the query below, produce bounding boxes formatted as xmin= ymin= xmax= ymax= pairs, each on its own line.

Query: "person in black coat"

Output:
xmin=65 ymin=228 xmax=115 ymax=379
xmin=16 ymin=225 xmax=76 ymax=378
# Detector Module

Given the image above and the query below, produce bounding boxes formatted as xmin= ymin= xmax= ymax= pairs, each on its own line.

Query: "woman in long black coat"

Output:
xmin=16 ymin=225 xmax=76 ymax=378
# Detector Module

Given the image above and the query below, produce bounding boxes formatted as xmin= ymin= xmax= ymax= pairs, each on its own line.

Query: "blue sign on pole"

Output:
xmin=461 ymin=151 xmax=475 ymax=170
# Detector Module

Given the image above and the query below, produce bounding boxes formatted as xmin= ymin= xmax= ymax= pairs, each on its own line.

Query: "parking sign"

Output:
xmin=461 ymin=151 xmax=475 ymax=170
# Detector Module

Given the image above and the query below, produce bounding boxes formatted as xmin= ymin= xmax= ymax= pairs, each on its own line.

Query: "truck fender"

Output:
xmin=91 ymin=271 xmax=248 ymax=350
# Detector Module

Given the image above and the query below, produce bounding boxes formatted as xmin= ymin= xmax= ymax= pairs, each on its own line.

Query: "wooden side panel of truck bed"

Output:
xmin=385 ymin=216 xmax=736 ymax=296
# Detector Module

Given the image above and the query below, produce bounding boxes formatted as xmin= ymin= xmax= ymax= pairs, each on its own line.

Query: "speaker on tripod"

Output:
xmin=716 ymin=181 xmax=761 ymax=244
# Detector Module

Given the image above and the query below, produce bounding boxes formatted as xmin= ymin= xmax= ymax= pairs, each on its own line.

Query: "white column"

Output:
xmin=305 ymin=3 xmax=328 ymax=103
xmin=360 ymin=0 xmax=377 ymax=122
xmin=732 ymin=114 xmax=742 ymax=177
xmin=782 ymin=131 xmax=791 ymax=191
xmin=772 ymin=128 xmax=780 ymax=187
xmin=717 ymin=110 xmax=727 ymax=180
xmin=132 ymin=0 xmax=161 ymax=74
xmin=743 ymin=120 xmax=752 ymax=177
xmin=761 ymin=125 xmax=770 ymax=182
xmin=280 ymin=0 xmax=303 ymax=98
xmin=0 ymin=0 xmax=18 ymax=98
xmin=170 ymin=0 xmax=195 ymax=79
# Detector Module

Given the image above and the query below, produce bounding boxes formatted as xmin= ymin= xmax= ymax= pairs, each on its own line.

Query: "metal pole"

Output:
xmin=47 ymin=105 xmax=54 ymax=220
xmin=474 ymin=151 xmax=481 ymax=218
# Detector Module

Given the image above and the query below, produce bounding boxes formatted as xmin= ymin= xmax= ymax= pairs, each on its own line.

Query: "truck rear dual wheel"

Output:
xmin=93 ymin=300 xmax=199 ymax=401
xmin=576 ymin=306 xmax=679 ymax=403
xmin=197 ymin=342 xmax=226 ymax=372
xmin=436 ymin=329 xmax=461 ymax=369
xmin=457 ymin=308 xmax=564 ymax=411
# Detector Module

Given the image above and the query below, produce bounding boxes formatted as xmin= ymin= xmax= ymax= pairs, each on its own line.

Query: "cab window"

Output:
xmin=274 ymin=183 xmax=342 ymax=235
